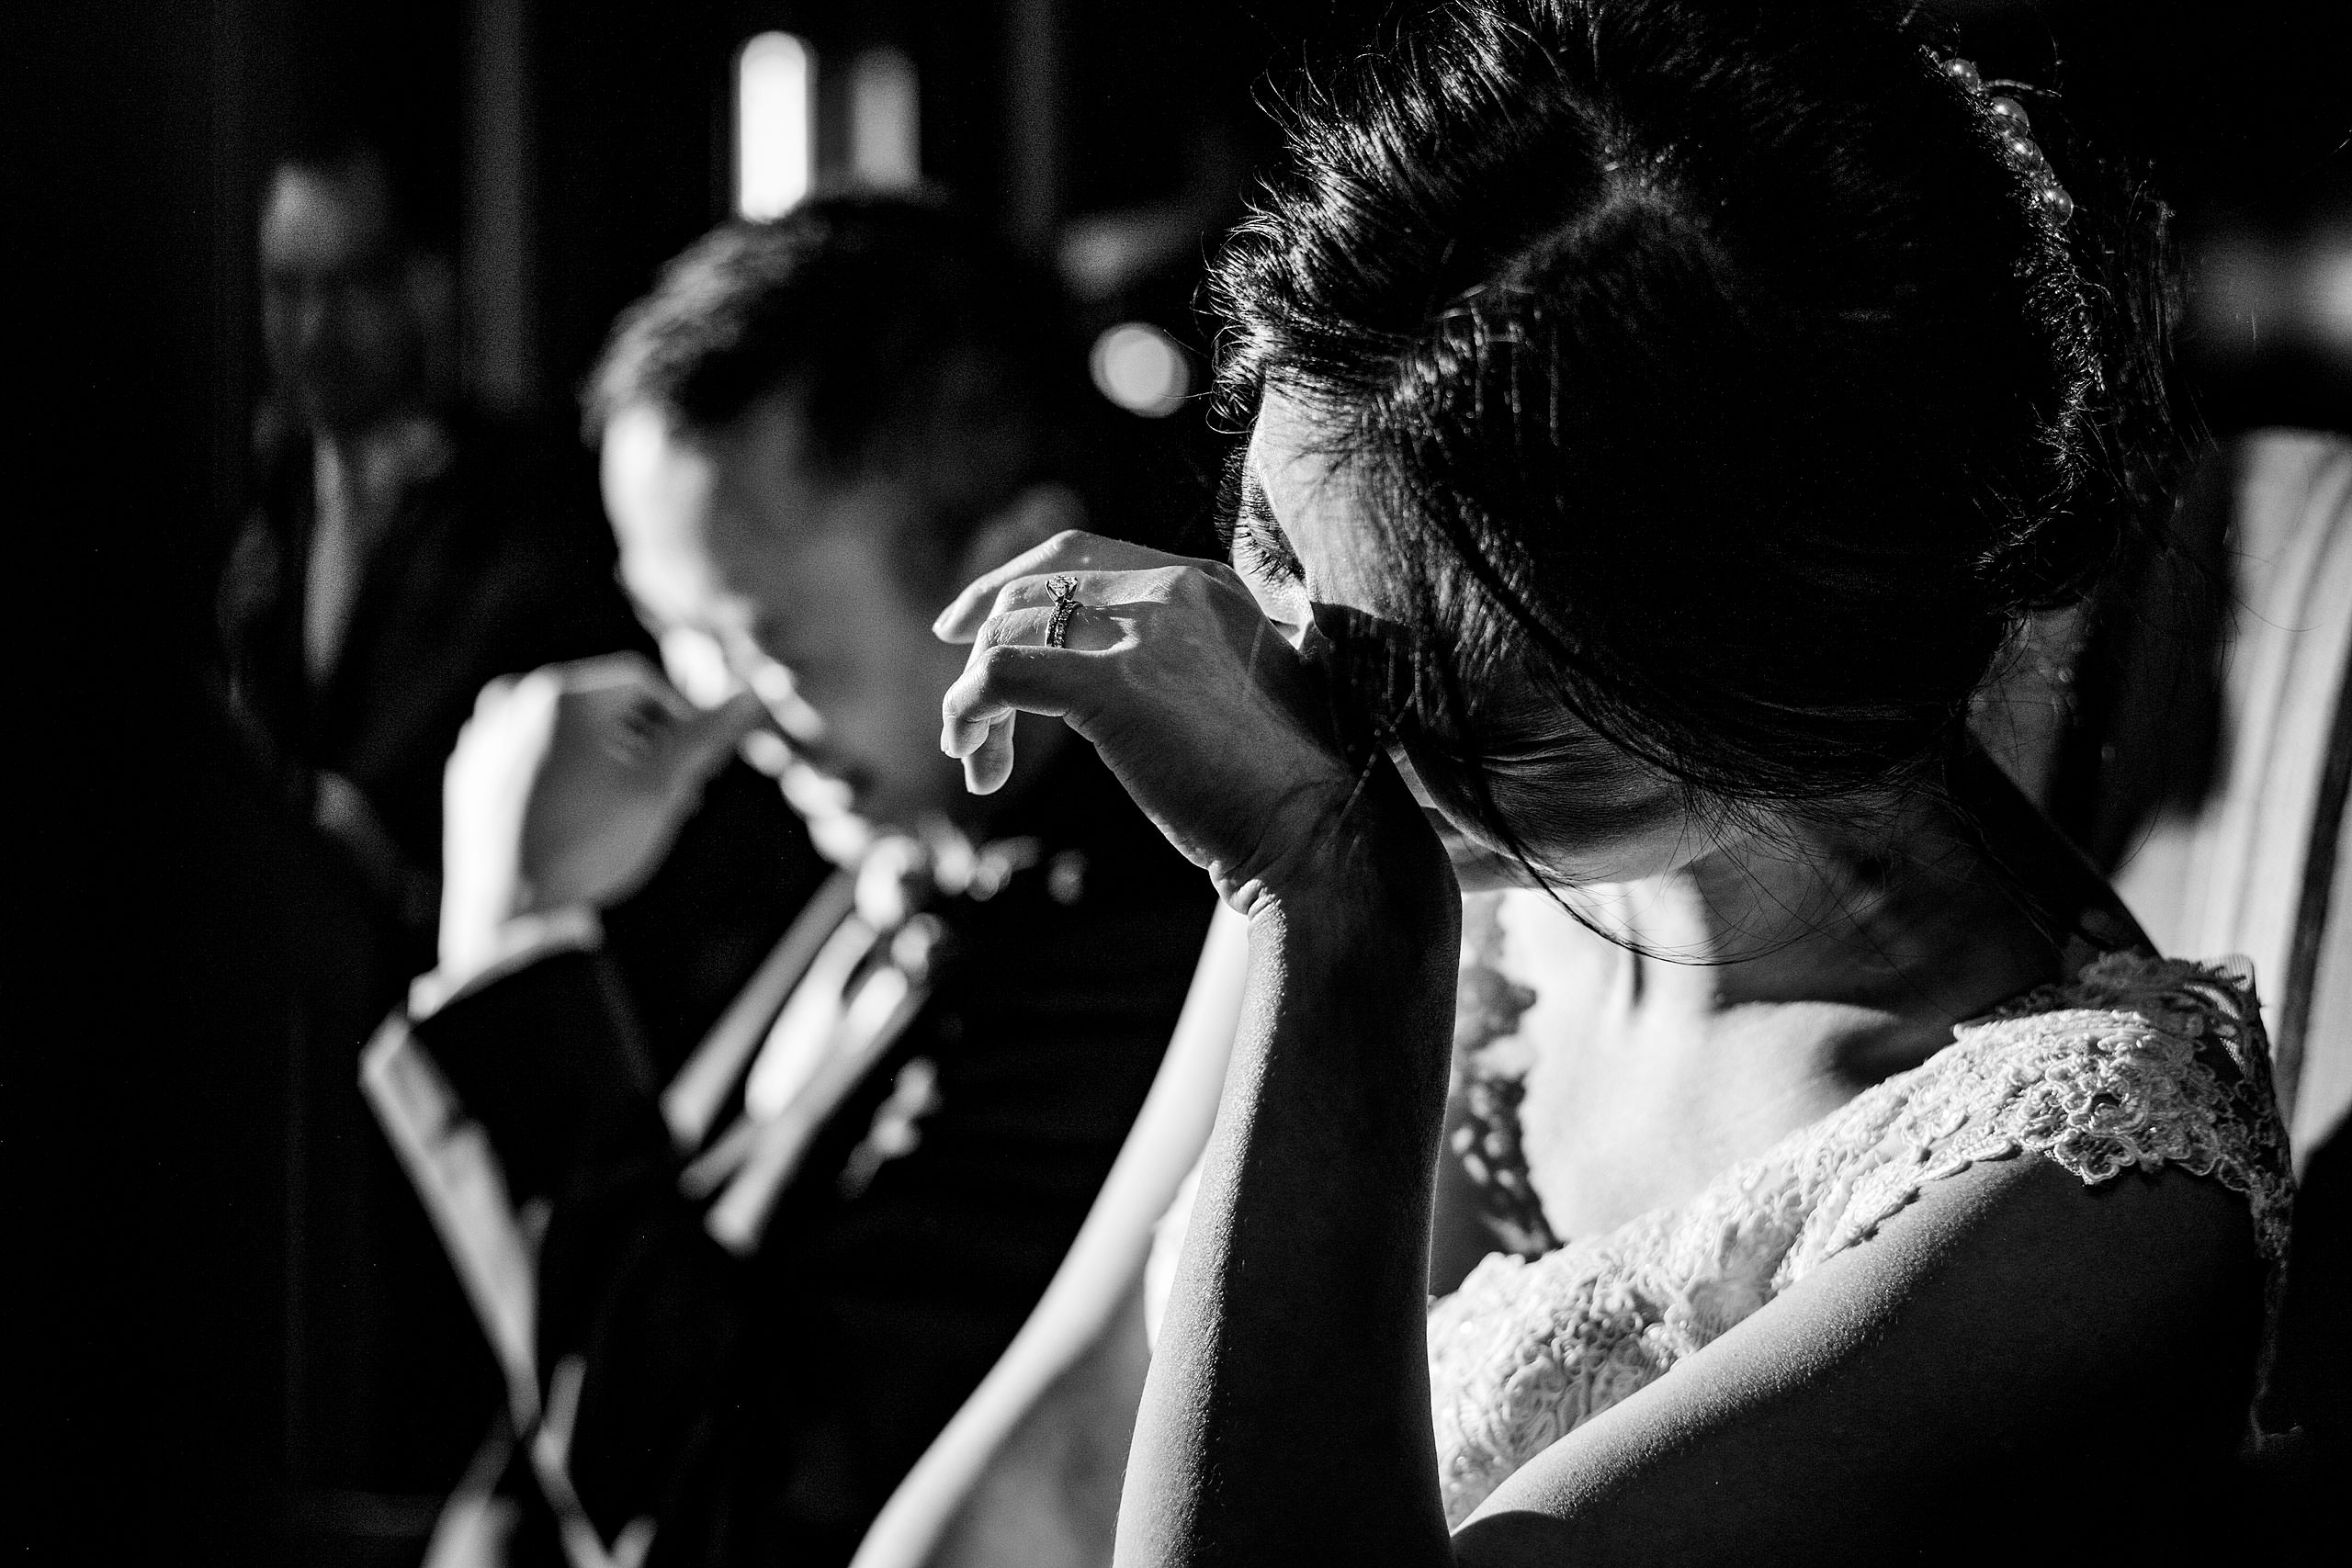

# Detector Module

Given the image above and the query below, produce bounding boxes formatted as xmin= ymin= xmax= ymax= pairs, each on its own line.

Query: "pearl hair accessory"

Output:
xmin=1941 ymin=56 xmax=2075 ymax=227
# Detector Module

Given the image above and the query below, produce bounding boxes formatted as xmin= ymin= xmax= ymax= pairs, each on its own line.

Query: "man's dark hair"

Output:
xmin=588 ymin=193 xmax=1101 ymax=588
xmin=270 ymin=116 xmax=459 ymax=255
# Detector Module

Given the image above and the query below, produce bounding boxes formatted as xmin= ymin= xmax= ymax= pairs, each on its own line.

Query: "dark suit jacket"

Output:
xmin=408 ymin=745 xmax=1216 ymax=1567
xmin=218 ymin=407 xmax=646 ymax=932
xmin=217 ymin=407 xmax=824 ymax=1506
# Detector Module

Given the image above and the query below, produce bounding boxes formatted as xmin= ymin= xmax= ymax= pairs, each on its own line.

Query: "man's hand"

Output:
xmin=439 ymin=653 xmax=767 ymax=979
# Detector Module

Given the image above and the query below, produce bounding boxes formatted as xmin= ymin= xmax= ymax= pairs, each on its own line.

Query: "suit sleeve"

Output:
xmin=407 ymin=952 xmax=759 ymax=1543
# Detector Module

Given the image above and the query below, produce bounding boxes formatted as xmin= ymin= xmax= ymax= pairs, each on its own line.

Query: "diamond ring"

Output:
xmin=1045 ymin=575 xmax=1081 ymax=649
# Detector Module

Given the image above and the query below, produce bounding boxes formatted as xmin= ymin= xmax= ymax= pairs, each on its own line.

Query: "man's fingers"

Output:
xmin=481 ymin=654 xmax=686 ymax=736
xmin=671 ymin=688 xmax=772 ymax=781
xmin=574 ymin=654 xmax=701 ymax=730
xmin=507 ymin=668 xmax=565 ymax=733
xmin=473 ymin=672 xmax=524 ymax=716
xmin=558 ymin=649 xmax=666 ymax=691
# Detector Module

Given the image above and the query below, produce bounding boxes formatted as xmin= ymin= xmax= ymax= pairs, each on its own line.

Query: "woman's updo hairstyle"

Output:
xmin=1214 ymin=0 xmax=2175 ymax=833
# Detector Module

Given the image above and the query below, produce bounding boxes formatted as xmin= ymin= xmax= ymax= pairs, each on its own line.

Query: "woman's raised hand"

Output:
xmin=933 ymin=531 xmax=1386 ymax=910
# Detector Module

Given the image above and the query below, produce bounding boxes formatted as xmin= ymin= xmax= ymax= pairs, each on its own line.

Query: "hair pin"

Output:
xmin=1941 ymin=57 xmax=2075 ymax=226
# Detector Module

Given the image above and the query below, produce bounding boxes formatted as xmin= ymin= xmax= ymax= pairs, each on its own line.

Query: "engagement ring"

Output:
xmin=1045 ymin=575 xmax=1081 ymax=649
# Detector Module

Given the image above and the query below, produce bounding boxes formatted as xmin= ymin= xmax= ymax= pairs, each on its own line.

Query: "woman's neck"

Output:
xmin=1498 ymin=757 xmax=2131 ymax=1239
xmin=1656 ymin=752 xmax=2134 ymax=1035
xmin=1650 ymin=796 xmax=2062 ymax=1064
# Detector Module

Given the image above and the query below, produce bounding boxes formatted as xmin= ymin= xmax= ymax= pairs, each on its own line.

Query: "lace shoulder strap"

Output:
xmin=1784 ymin=953 xmax=2294 ymax=1284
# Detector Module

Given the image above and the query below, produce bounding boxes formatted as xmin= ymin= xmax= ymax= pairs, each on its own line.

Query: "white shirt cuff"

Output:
xmin=410 ymin=907 xmax=605 ymax=1021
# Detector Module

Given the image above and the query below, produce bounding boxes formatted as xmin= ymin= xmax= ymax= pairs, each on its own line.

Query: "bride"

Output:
xmin=933 ymin=0 xmax=2288 ymax=1560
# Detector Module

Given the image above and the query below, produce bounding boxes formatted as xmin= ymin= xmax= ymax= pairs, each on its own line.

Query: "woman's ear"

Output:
xmin=955 ymin=483 xmax=1088 ymax=582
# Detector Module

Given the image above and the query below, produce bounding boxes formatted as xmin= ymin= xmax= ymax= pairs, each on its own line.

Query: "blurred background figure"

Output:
xmin=201 ymin=99 xmax=821 ymax=1568
xmin=219 ymin=126 xmax=640 ymax=937
xmin=204 ymin=121 xmax=667 ymax=1568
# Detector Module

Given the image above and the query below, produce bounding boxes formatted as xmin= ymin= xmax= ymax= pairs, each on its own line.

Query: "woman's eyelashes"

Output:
xmin=1229 ymin=476 xmax=1306 ymax=589
xmin=1212 ymin=446 xmax=1252 ymax=557
xmin=1234 ymin=521 xmax=1301 ymax=586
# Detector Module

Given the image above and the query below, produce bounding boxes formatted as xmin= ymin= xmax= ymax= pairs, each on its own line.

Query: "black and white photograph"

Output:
xmin=14 ymin=2 xmax=2352 ymax=1563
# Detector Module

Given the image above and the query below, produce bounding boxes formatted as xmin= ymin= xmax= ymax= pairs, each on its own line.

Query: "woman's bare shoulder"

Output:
xmin=1453 ymin=1153 xmax=2266 ymax=1567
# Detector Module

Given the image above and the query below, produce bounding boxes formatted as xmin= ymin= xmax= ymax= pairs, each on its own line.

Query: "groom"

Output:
xmin=368 ymin=196 xmax=1215 ymax=1567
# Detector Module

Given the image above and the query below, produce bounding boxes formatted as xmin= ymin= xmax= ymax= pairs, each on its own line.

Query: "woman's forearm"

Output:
xmin=1118 ymin=782 xmax=1463 ymax=1568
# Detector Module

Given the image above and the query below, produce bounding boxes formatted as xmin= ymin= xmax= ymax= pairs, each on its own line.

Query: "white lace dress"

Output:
xmin=1426 ymin=952 xmax=2294 ymax=1528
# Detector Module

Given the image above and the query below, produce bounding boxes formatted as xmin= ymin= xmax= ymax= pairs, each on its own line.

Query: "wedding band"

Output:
xmin=1045 ymin=575 xmax=1081 ymax=649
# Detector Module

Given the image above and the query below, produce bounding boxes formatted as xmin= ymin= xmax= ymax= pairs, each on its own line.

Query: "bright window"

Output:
xmin=737 ymin=32 xmax=814 ymax=220
xmin=848 ymin=48 xmax=920 ymax=188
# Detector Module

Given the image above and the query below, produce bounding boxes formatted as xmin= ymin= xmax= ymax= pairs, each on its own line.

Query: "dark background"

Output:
xmin=12 ymin=2 xmax=2349 ymax=1562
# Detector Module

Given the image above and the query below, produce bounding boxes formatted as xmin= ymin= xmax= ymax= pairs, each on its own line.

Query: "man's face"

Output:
xmin=602 ymin=395 xmax=976 ymax=834
xmin=259 ymin=161 xmax=421 ymax=434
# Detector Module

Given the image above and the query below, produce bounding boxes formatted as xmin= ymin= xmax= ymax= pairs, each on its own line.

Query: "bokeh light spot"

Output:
xmin=1090 ymin=321 xmax=1190 ymax=417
